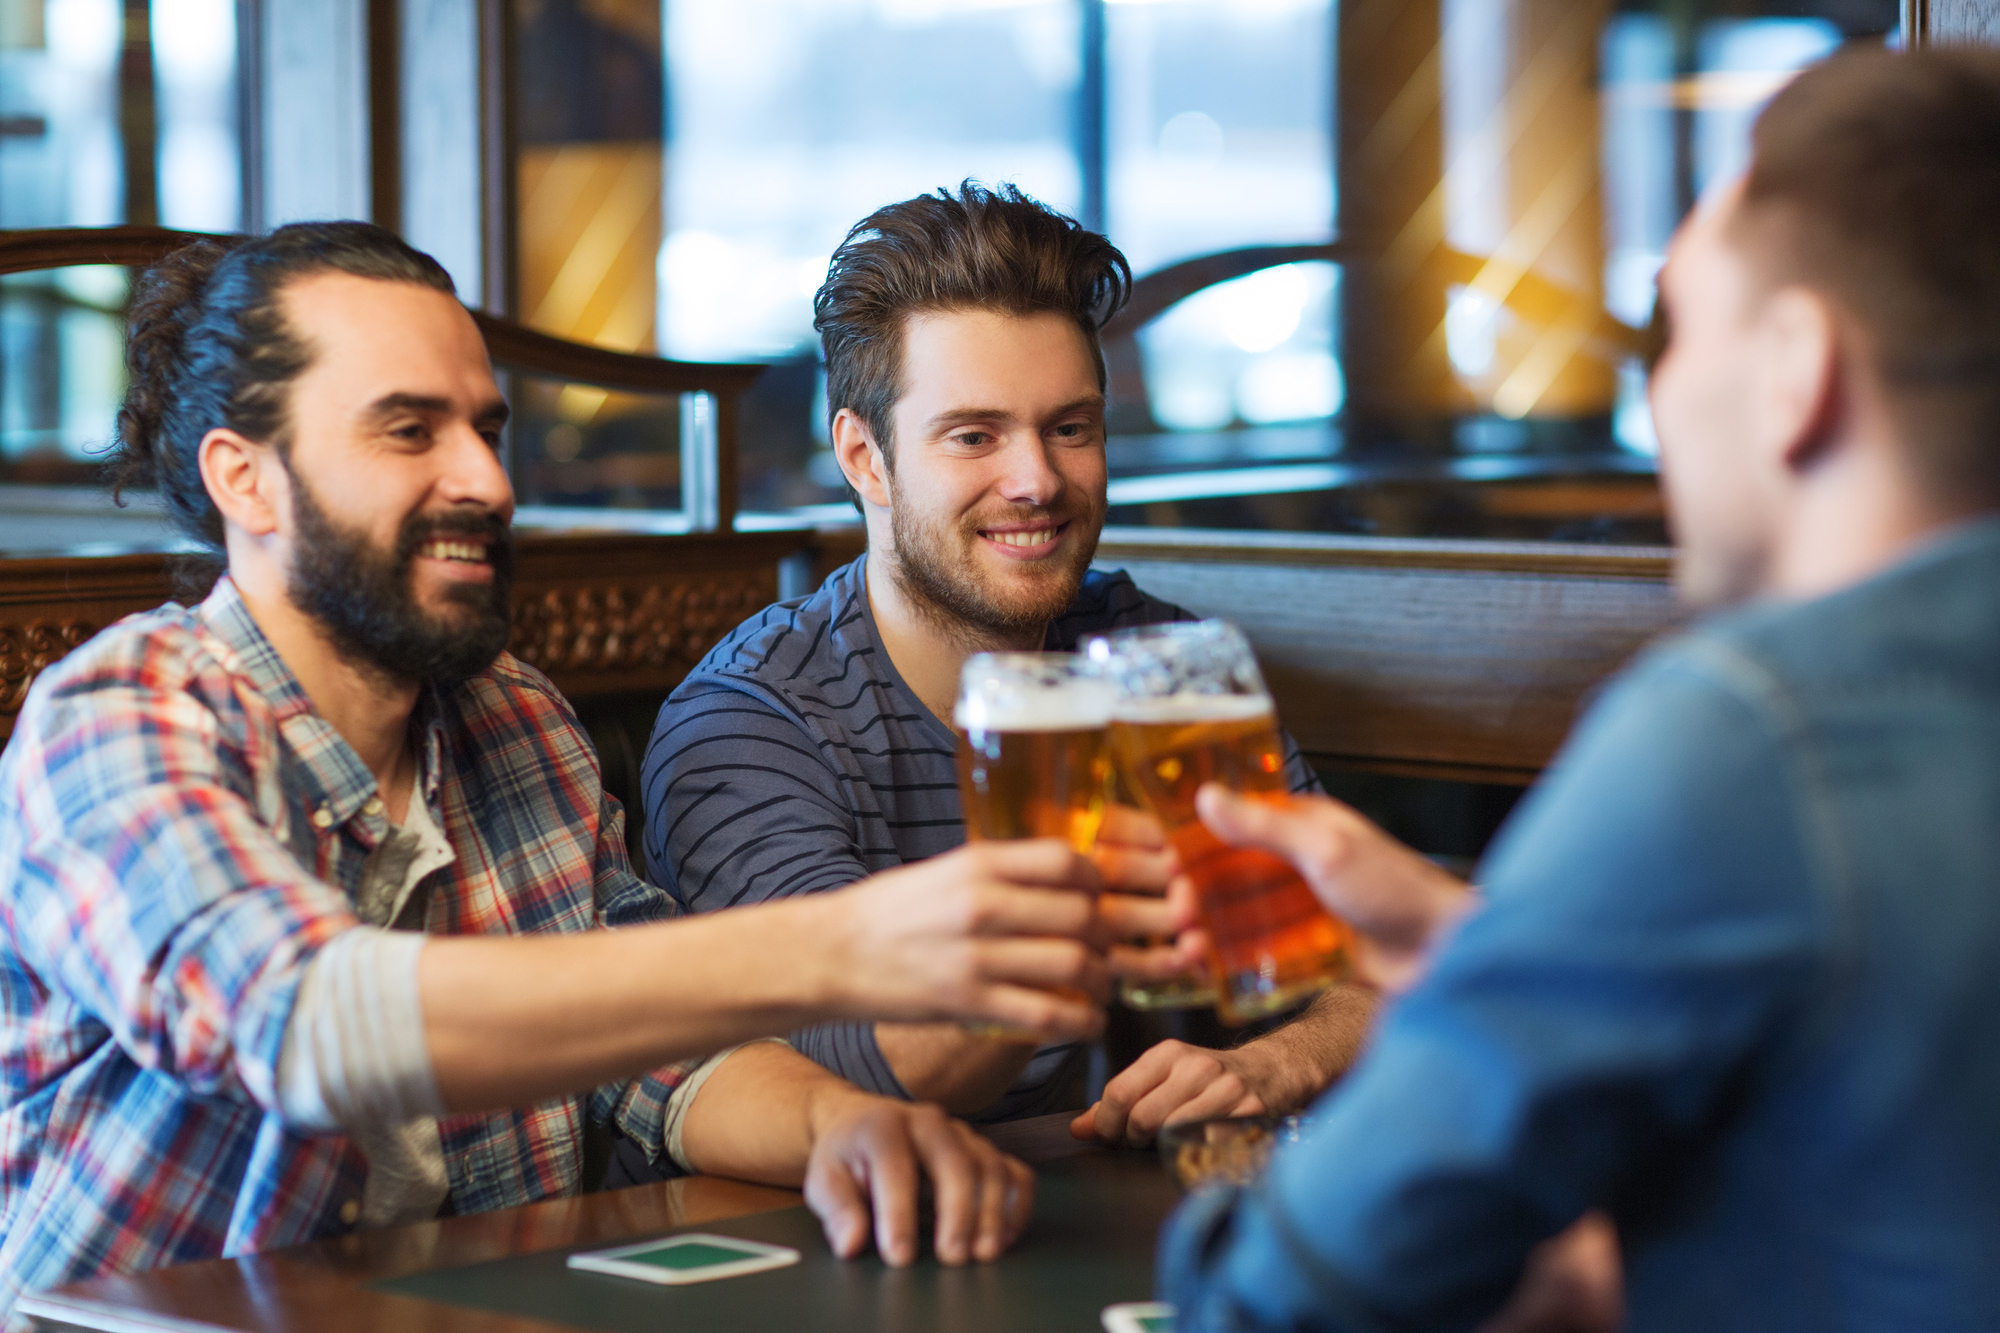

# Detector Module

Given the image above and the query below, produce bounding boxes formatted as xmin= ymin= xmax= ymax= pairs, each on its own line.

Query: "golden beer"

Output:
xmin=952 ymin=654 xmax=1114 ymax=1038
xmin=1090 ymin=622 xmax=1351 ymax=1025
xmin=956 ymin=724 xmax=1112 ymax=852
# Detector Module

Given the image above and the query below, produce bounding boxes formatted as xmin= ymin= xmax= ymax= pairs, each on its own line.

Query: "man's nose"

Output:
xmin=994 ymin=434 xmax=1064 ymax=507
xmin=436 ymin=421 xmax=516 ymax=517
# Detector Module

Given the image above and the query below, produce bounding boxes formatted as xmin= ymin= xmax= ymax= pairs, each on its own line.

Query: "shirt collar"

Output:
xmin=197 ymin=575 xmax=443 ymax=834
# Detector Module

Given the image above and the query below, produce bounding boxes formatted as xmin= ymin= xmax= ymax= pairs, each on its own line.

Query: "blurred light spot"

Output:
xmin=543 ymin=424 xmax=584 ymax=462
xmin=1237 ymin=352 xmax=1341 ymax=425
xmin=1445 ymin=285 xmax=1501 ymax=378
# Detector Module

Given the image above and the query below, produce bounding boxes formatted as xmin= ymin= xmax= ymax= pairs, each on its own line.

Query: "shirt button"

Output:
xmin=362 ymin=796 xmax=384 ymax=816
xmin=311 ymin=807 xmax=335 ymax=830
xmin=339 ymin=1199 xmax=360 ymax=1226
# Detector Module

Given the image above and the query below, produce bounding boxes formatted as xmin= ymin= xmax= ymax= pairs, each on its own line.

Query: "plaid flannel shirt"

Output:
xmin=0 ymin=577 xmax=695 ymax=1323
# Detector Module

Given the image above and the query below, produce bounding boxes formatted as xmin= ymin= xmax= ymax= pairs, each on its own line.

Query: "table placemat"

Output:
xmin=373 ymin=1149 xmax=1182 ymax=1332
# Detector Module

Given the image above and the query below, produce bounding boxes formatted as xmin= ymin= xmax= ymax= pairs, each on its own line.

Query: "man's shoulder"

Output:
xmin=17 ymin=599 xmax=232 ymax=725
xmin=675 ymin=556 xmax=874 ymax=708
xmin=1048 ymin=567 xmax=1194 ymax=648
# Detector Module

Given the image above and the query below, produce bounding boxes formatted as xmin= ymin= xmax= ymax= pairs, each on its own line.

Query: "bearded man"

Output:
xmin=635 ymin=184 xmax=1372 ymax=1164
xmin=0 ymin=223 xmax=1170 ymax=1324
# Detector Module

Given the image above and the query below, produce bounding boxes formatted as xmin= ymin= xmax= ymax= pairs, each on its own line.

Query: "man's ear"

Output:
xmin=831 ymin=407 xmax=893 ymax=509
xmin=199 ymin=428 xmax=286 ymax=538
xmin=1756 ymin=286 xmax=1841 ymax=475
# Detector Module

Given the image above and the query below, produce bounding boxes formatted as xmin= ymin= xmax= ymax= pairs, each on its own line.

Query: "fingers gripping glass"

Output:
xmin=1086 ymin=620 xmax=1351 ymax=1025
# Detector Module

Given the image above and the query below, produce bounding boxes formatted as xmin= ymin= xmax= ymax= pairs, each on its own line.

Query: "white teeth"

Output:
xmin=985 ymin=528 xmax=1057 ymax=548
xmin=421 ymin=540 xmax=486 ymax=563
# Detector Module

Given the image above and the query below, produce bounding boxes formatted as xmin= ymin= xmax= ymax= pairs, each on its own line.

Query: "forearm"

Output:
xmin=676 ymin=1041 xmax=856 ymax=1185
xmin=421 ymin=895 xmax=847 ymax=1113
xmin=1232 ymin=983 xmax=1376 ymax=1112
xmin=875 ymin=1022 xmax=1040 ymax=1114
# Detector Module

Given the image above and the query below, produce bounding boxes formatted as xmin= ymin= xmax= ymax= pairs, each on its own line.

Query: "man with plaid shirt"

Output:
xmin=0 ymin=223 xmax=1172 ymax=1323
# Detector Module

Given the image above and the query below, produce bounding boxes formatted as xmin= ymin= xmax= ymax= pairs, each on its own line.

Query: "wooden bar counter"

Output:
xmin=20 ymin=1115 xmax=1171 ymax=1333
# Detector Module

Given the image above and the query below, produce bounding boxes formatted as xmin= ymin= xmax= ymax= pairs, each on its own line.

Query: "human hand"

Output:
xmin=803 ymin=1091 xmax=1036 ymax=1267
xmin=1069 ymin=1037 xmax=1295 ymax=1147
xmin=1477 ymin=1212 xmax=1624 ymax=1333
xmin=1090 ymin=804 xmax=1208 ymax=985
xmin=822 ymin=840 xmax=1111 ymax=1039
xmin=1090 ymin=803 xmax=1174 ymax=894
xmin=1194 ymin=787 xmax=1475 ymax=992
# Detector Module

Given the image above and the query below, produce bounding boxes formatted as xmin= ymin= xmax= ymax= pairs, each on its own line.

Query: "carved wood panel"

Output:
xmin=0 ymin=532 xmax=821 ymax=744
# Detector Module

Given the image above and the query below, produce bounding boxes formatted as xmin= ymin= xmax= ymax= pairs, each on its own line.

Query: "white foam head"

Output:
xmin=955 ymin=655 xmax=1113 ymax=732
xmin=1110 ymin=693 xmax=1274 ymax=725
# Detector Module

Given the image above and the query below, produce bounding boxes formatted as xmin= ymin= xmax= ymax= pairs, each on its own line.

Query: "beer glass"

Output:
xmin=953 ymin=653 xmax=1115 ymax=852
xmin=1086 ymin=621 xmax=1351 ymax=1025
xmin=953 ymin=653 xmax=1114 ymax=1038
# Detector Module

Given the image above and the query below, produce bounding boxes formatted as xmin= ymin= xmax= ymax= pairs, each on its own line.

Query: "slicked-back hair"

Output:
xmin=1734 ymin=46 xmax=2000 ymax=506
xmin=812 ymin=182 xmax=1132 ymax=490
xmin=111 ymin=221 xmax=457 ymax=552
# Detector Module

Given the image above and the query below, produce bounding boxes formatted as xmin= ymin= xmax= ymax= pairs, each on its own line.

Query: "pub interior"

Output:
xmin=3 ymin=2 xmax=1998 ymax=1331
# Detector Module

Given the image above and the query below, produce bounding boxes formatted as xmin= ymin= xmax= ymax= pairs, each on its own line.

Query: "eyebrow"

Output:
xmin=921 ymin=394 xmax=1105 ymax=433
xmin=363 ymin=391 xmax=511 ymax=428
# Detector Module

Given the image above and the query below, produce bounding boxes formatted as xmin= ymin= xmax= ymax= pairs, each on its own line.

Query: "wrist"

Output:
xmin=774 ymin=891 xmax=859 ymax=1019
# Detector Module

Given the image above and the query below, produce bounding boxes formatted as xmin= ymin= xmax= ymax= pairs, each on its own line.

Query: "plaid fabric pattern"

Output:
xmin=0 ymin=578 xmax=691 ymax=1324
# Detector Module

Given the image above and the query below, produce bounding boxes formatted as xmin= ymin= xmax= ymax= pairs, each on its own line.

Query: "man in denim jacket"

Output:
xmin=1160 ymin=47 xmax=2000 ymax=1333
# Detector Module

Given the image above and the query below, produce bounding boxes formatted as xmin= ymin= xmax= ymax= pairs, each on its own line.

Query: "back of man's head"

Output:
xmin=1734 ymin=46 xmax=2000 ymax=509
xmin=813 ymin=182 xmax=1131 ymax=481
xmin=111 ymin=222 xmax=456 ymax=553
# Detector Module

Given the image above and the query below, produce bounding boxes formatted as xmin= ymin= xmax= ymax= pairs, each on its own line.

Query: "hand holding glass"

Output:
xmin=1087 ymin=620 xmax=1352 ymax=1024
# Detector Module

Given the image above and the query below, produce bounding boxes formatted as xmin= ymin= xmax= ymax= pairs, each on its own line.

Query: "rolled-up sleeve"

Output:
xmin=1163 ymin=652 xmax=1827 ymax=1331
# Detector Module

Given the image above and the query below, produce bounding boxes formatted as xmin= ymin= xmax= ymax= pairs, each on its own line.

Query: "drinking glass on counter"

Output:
xmin=1086 ymin=620 xmax=1351 ymax=1025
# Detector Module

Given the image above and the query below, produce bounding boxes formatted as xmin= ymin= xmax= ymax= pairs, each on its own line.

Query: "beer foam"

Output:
xmin=1111 ymin=693 xmax=1274 ymax=724
xmin=954 ymin=680 xmax=1113 ymax=732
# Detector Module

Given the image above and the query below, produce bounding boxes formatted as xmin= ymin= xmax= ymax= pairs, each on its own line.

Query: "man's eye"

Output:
xmin=1053 ymin=422 xmax=1090 ymax=440
xmin=952 ymin=431 xmax=990 ymax=448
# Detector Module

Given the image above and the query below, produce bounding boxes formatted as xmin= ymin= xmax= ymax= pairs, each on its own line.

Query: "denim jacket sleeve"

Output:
xmin=1161 ymin=645 xmax=1831 ymax=1332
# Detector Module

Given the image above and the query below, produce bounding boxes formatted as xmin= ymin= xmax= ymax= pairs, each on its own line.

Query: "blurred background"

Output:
xmin=2 ymin=0 xmax=1901 ymax=542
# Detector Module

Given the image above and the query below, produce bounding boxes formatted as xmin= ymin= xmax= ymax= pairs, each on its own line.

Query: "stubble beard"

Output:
xmin=887 ymin=492 xmax=1103 ymax=646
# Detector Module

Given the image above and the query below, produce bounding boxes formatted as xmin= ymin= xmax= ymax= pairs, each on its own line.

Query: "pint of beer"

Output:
xmin=952 ymin=654 xmax=1113 ymax=1040
xmin=1087 ymin=621 xmax=1351 ymax=1025
xmin=953 ymin=653 xmax=1115 ymax=852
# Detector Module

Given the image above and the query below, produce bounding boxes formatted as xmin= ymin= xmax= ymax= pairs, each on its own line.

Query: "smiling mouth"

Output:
xmin=980 ymin=523 xmax=1065 ymax=548
xmin=420 ymin=539 xmax=489 ymax=564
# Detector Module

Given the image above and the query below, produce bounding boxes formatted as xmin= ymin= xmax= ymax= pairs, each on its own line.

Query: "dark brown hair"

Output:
xmin=1735 ymin=47 xmax=2000 ymax=505
xmin=111 ymin=221 xmax=456 ymax=552
xmin=813 ymin=181 xmax=1132 ymax=493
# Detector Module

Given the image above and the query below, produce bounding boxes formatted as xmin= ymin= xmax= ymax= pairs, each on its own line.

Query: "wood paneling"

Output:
xmin=1093 ymin=528 xmax=1683 ymax=783
xmin=0 ymin=531 xmax=822 ymax=744
xmin=1925 ymin=0 xmax=2000 ymax=43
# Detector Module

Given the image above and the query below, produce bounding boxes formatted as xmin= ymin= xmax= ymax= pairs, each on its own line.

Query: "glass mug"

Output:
xmin=952 ymin=652 xmax=1114 ymax=1039
xmin=1086 ymin=620 xmax=1351 ymax=1025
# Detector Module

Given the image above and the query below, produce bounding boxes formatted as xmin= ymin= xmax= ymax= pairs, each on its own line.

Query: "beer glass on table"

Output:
xmin=953 ymin=653 xmax=1114 ymax=1037
xmin=1086 ymin=621 xmax=1351 ymax=1025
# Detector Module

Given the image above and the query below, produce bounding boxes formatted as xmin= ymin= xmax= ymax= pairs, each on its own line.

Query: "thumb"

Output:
xmin=1195 ymin=784 xmax=1297 ymax=853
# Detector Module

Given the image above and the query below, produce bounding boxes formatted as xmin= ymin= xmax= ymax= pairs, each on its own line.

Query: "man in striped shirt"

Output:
xmin=640 ymin=185 xmax=1373 ymax=1154
xmin=0 ymin=223 xmax=1168 ymax=1324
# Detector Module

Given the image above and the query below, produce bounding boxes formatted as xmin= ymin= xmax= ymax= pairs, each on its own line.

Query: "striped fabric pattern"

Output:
xmin=641 ymin=556 xmax=1322 ymax=1122
xmin=0 ymin=577 xmax=692 ymax=1325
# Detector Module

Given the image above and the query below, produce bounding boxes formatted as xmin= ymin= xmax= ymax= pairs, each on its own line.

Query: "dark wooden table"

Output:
xmin=20 ymin=1113 xmax=1178 ymax=1333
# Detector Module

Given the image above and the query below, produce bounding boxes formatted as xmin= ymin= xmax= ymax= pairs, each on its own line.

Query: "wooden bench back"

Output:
xmin=1092 ymin=528 xmax=1683 ymax=785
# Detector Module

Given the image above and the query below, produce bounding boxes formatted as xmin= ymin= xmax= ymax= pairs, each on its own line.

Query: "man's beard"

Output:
xmin=888 ymin=493 xmax=1102 ymax=643
xmin=285 ymin=468 xmax=515 ymax=686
